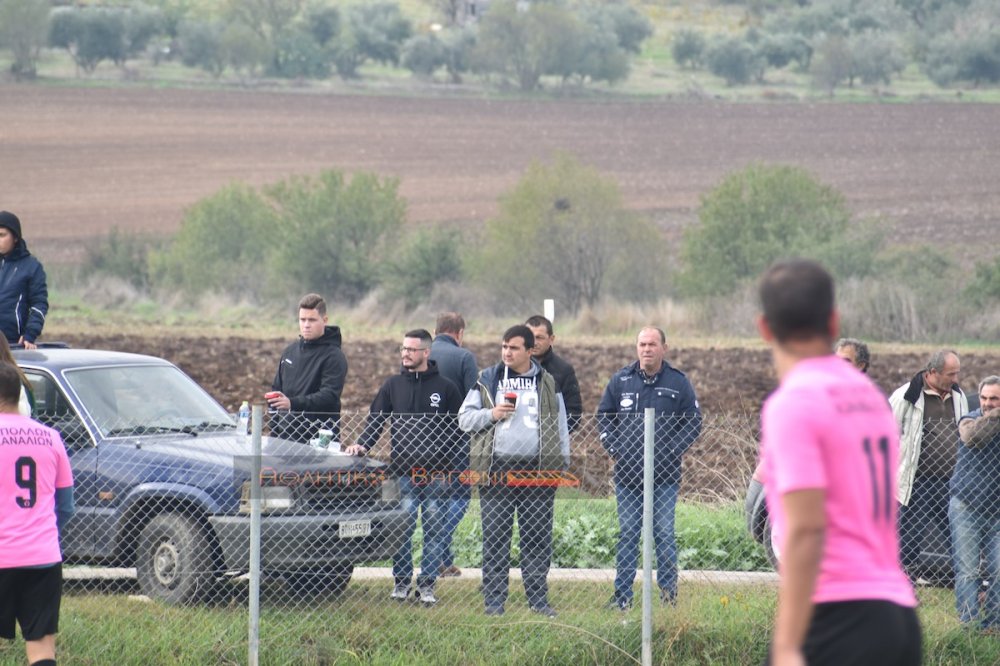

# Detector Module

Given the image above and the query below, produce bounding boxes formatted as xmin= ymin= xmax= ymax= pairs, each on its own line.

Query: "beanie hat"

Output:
xmin=0 ymin=211 xmax=21 ymax=240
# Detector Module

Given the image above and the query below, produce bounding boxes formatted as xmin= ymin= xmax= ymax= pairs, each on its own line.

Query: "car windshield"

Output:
xmin=64 ymin=364 xmax=235 ymax=437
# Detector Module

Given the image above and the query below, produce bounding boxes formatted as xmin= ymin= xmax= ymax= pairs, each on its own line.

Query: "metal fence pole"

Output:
xmin=248 ymin=403 xmax=263 ymax=666
xmin=642 ymin=407 xmax=654 ymax=666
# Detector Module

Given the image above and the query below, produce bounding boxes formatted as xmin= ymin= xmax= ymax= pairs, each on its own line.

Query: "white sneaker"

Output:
xmin=417 ymin=586 xmax=437 ymax=606
xmin=391 ymin=583 xmax=410 ymax=601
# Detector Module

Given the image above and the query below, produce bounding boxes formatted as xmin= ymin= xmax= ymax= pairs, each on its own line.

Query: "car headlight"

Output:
xmin=239 ymin=483 xmax=295 ymax=514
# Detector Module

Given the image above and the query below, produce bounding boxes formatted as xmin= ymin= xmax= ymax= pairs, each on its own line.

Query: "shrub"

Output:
xmin=475 ymin=153 xmax=665 ymax=313
xmin=178 ymin=19 xmax=225 ymax=76
xmin=82 ymin=227 xmax=159 ymax=291
xmin=966 ymin=254 xmax=1000 ymax=306
xmin=401 ymin=33 xmax=447 ymax=78
xmin=269 ymin=29 xmax=330 ymax=79
xmin=382 ymin=226 xmax=463 ymax=308
xmin=678 ymin=163 xmax=881 ymax=299
xmin=264 ymin=170 xmax=405 ymax=303
xmin=149 ymin=183 xmax=275 ymax=299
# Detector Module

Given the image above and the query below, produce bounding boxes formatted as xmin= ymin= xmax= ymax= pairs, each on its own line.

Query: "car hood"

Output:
xmin=120 ymin=432 xmax=386 ymax=476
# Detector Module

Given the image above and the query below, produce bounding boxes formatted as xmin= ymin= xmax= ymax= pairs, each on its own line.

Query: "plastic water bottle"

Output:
xmin=238 ymin=400 xmax=250 ymax=434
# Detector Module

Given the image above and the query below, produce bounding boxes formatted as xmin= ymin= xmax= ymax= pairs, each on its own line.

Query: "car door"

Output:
xmin=24 ymin=370 xmax=98 ymax=557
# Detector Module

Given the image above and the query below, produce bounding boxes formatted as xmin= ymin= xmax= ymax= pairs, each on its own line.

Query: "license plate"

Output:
xmin=338 ymin=519 xmax=372 ymax=539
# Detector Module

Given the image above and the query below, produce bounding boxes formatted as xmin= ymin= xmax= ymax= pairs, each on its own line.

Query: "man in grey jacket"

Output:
xmin=889 ymin=349 xmax=969 ymax=578
xmin=459 ymin=325 xmax=570 ymax=618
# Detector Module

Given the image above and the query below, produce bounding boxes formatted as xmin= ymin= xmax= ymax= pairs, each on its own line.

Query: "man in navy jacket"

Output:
xmin=598 ymin=327 xmax=701 ymax=610
xmin=0 ymin=211 xmax=48 ymax=348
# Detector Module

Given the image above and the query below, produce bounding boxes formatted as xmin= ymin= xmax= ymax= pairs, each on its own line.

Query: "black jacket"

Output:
xmin=536 ymin=347 xmax=582 ymax=430
xmin=0 ymin=240 xmax=48 ymax=344
xmin=271 ymin=326 xmax=348 ymax=440
xmin=358 ymin=360 xmax=464 ymax=476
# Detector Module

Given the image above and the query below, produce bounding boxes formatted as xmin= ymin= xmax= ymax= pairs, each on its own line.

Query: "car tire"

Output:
xmin=762 ymin=513 xmax=779 ymax=568
xmin=136 ymin=513 xmax=215 ymax=604
xmin=284 ymin=565 xmax=354 ymax=599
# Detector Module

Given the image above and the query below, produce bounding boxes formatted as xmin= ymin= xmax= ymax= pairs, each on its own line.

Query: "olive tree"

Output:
xmin=476 ymin=153 xmax=664 ymax=313
xmin=0 ymin=0 xmax=50 ymax=79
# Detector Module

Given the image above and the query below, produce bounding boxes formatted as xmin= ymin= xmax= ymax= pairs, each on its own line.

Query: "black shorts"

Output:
xmin=766 ymin=600 xmax=922 ymax=666
xmin=0 ymin=564 xmax=63 ymax=641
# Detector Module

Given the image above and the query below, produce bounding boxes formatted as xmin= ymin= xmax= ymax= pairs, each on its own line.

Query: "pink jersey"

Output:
xmin=761 ymin=355 xmax=916 ymax=607
xmin=0 ymin=414 xmax=73 ymax=568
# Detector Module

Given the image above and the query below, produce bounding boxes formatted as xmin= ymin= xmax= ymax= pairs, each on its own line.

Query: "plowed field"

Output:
xmin=2 ymin=87 xmax=999 ymax=263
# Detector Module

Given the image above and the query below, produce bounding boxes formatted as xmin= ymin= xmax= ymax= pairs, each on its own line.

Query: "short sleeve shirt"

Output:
xmin=760 ymin=356 xmax=915 ymax=607
xmin=0 ymin=414 xmax=73 ymax=568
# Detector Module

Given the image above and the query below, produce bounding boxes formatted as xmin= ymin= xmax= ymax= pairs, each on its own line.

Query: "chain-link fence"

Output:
xmin=34 ymin=401 xmax=983 ymax=663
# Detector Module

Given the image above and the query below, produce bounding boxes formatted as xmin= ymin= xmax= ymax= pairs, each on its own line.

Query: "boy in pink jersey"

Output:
xmin=757 ymin=260 xmax=919 ymax=666
xmin=0 ymin=363 xmax=74 ymax=666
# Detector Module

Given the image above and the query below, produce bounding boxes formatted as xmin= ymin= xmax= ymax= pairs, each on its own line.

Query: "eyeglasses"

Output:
xmin=399 ymin=346 xmax=429 ymax=354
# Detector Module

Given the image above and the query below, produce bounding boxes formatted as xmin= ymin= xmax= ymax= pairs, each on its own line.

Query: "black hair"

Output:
xmin=524 ymin=315 xmax=554 ymax=336
xmin=759 ymin=259 xmax=835 ymax=343
xmin=403 ymin=328 xmax=433 ymax=346
xmin=502 ymin=324 xmax=535 ymax=350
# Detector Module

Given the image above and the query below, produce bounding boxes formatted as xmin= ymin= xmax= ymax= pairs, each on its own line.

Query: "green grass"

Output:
xmin=2 ymin=582 xmax=997 ymax=665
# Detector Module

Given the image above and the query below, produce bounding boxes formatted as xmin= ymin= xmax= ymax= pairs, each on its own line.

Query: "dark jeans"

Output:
xmin=613 ymin=482 xmax=679 ymax=602
xmin=899 ymin=475 xmax=950 ymax=572
xmin=480 ymin=483 xmax=556 ymax=609
xmin=392 ymin=475 xmax=448 ymax=589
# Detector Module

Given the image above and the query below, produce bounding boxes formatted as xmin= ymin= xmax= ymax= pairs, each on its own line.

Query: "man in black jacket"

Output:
xmin=268 ymin=293 xmax=348 ymax=443
xmin=346 ymin=329 xmax=464 ymax=606
xmin=526 ymin=315 xmax=582 ymax=431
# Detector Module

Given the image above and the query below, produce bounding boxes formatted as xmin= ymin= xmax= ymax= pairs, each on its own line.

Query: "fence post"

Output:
xmin=248 ymin=403 xmax=263 ymax=666
xmin=642 ymin=407 xmax=654 ymax=666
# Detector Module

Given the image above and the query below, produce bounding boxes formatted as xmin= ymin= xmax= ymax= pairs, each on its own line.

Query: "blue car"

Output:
xmin=14 ymin=346 xmax=408 ymax=603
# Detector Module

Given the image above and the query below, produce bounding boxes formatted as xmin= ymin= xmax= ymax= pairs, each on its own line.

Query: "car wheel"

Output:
xmin=284 ymin=565 xmax=354 ymax=599
xmin=136 ymin=513 xmax=215 ymax=604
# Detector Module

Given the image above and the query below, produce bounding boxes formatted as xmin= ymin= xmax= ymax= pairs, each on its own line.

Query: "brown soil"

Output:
xmin=2 ymin=87 xmax=999 ymax=263
xmin=52 ymin=333 xmax=1000 ymax=499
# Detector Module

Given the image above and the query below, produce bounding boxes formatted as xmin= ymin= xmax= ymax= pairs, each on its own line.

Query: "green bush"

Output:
xmin=177 ymin=19 xmax=225 ymax=76
xmin=966 ymin=254 xmax=1000 ymax=306
xmin=82 ymin=227 xmax=159 ymax=290
xmin=0 ymin=0 xmax=50 ymax=79
xmin=264 ymin=170 xmax=405 ymax=302
xmin=149 ymin=183 xmax=275 ymax=299
xmin=475 ymin=153 xmax=665 ymax=313
xmin=679 ymin=163 xmax=882 ymax=299
xmin=401 ymin=33 xmax=447 ymax=78
xmin=382 ymin=226 xmax=463 ymax=307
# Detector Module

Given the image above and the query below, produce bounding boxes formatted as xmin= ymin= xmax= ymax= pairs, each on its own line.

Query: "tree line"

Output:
xmin=2 ymin=0 xmax=998 ymax=92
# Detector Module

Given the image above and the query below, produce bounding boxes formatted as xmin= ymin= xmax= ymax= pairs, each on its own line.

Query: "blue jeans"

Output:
xmin=393 ymin=475 xmax=448 ymax=589
xmin=613 ymin=482 xmax=679 ymax=603
xmin=949 ymin=496 xmax=1000 ymax=628
xmin=440 ymin=483 xmax=471 ymax=568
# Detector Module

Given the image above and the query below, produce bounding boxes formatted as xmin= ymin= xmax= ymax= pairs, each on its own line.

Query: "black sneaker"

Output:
xmin=605 ymin=596 xmax=632 ymax=611
xmin=530 ymin=604 xmax=557 ymax=618
xmin=485 ymin=605 xmax=505 ymax=616
xmin=660 ymin=589 xmax=677 ymax=607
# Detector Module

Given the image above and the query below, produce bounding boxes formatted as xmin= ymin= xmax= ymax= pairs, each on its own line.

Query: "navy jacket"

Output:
xmin=358 ymin=360 xmax=464 ymax=476
xmin=535 ymin=347 xmax=583 ymax=431
xmin=0 ymin=240 xmax=48 ymax=344
xmin=951 ymin=408 xmax=1000 ymax=516
xmin=597 ymin=360 xmax=701 ymax=487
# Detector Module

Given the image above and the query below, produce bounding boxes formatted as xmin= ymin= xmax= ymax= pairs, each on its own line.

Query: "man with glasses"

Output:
xmin=346 ymin=329 xmax=463 ymax=606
